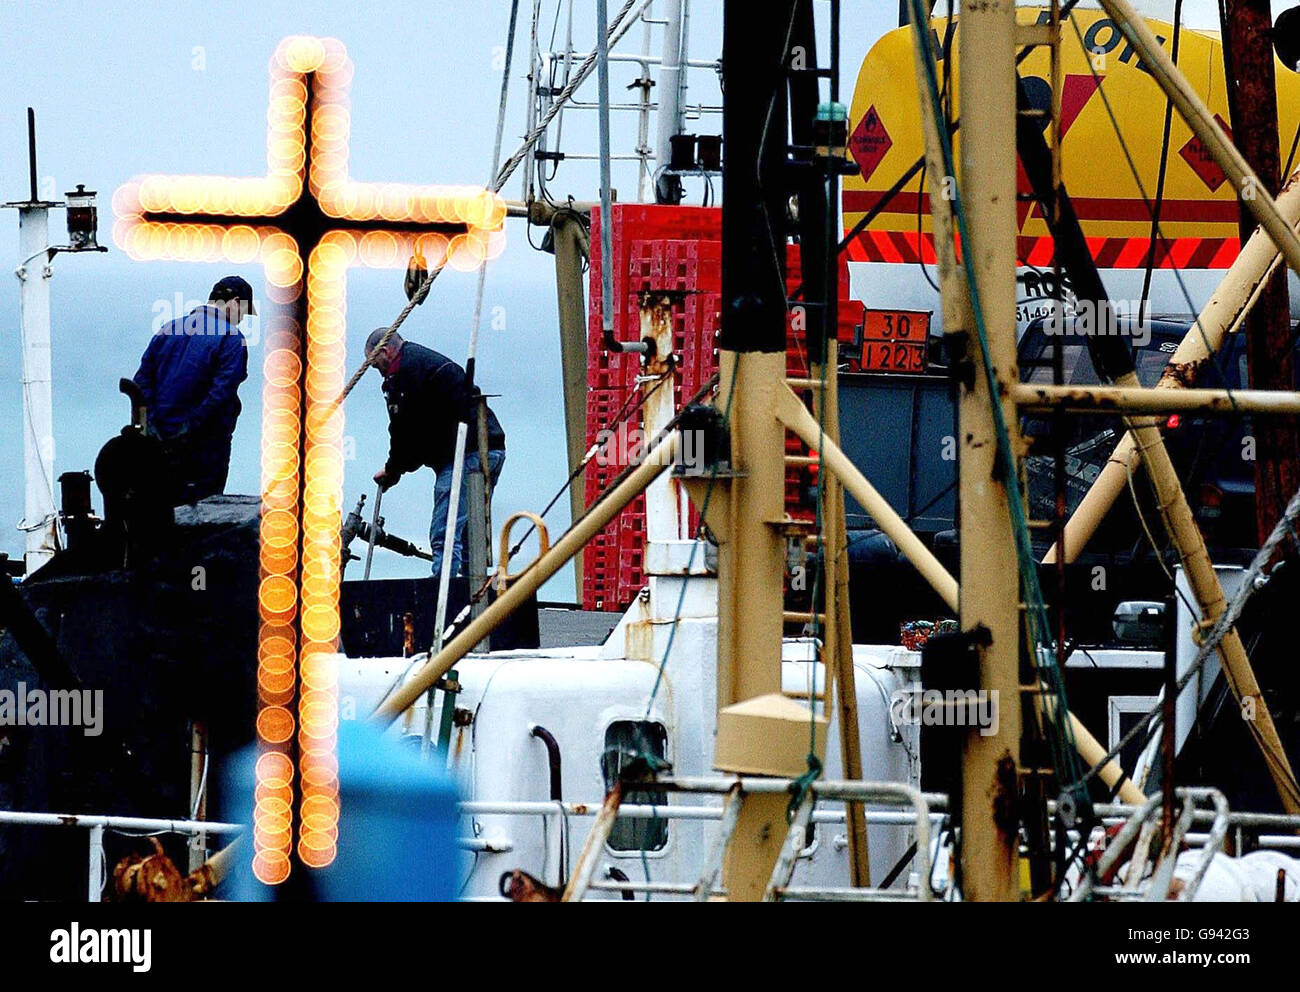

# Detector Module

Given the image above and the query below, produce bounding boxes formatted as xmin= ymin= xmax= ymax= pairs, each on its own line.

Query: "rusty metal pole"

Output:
xmin=956 ymin=0 xmax=1023 ymax=902
xmin=813 ymin=339 xmax=871 ymax=888
xmin=467 ymin=399 xmax=492 ymax=649
xmin=640 ymin=292 xmax=685 ymax=546
xmin=895 ymin=9 xmax=1146 ymax=811
xmin=548 ymin=207 xmax=592 ymax=593
xmin=1220 ymin=0 xmax=1300 ymax=549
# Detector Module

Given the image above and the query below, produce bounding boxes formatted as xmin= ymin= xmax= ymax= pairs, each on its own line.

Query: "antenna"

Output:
xmin=27 ymin=107 xmax=38 ymax=203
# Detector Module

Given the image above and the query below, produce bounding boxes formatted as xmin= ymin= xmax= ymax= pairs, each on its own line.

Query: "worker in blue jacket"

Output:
xmin=133 ymin=276 xmax=254 ymax=504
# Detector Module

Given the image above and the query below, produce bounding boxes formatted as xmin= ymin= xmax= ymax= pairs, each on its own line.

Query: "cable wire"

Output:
xmin=1138 ymin=0 xmax=1184 ymax=321
xmin=329 ymin=0 xmax=647 ymax=415
xmin=911 ymin=0 xmax=1085 ymax=797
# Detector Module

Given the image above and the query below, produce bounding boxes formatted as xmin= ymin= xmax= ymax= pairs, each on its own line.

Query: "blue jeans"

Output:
xmin=430 ymin=449 xmax=505 ymax=579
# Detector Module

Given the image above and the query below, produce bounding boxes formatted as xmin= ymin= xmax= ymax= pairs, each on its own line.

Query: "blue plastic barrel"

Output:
xmin=222 ymin=720 xmax=462 ymax=901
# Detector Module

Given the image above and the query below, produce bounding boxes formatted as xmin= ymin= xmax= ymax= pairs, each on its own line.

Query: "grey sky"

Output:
xmin=0 ymin=3 xmax=896 ymax=595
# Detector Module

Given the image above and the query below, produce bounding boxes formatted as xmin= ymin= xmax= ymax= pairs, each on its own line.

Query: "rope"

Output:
xmin=795 ymin=85 xmax=844 ymax=820
xmin=911 ymin=0 xmax=1085 ymax=798
xmin=498 ymin=0 xmax=647 ymax=192
xmin=328 ymin=0 xmax=647 ymax=416
xmin=427 ymin=0 xmax=524 ymax=672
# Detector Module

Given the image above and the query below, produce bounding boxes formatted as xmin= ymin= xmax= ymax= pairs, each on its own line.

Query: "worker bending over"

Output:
xmin=368 ymin=328 xmax=506 ymax=581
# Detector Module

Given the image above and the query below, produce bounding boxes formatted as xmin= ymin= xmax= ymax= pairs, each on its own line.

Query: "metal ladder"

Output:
xmin=1014 ymin=1 xmax=1079 ymax=894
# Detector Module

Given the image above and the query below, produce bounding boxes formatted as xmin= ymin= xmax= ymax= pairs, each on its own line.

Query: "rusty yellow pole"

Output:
xmin=956 ymin=0 xmax=1023 ymax=902
xmin=1094 ymin=0 xmax=1300 ymax=275
xmin=777 ymin=389 xmax=959 ymax=611
xmin=709 ymin=351 xmax=826 ymax=903
xmin=778 ymin=385 xmax=1142 ymax=803
xmin=714 ymin=351 xmax=788 ymax=711
xmin=1118 ymin=411 xmax=1300 ymax=814
xmin=911 ymin=0 xmax=1144 ymax=815
xmin=1012 ymin=383 xmax=1300 ymax=416
xmin=372 ymin=431 xmax=680 ymax=725
xmin=812 ymin=341 xmax=870 ymax=887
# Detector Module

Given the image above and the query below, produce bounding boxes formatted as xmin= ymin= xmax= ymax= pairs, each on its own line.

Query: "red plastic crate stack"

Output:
xmin=582 ymin=205 xmax=862 ymax=611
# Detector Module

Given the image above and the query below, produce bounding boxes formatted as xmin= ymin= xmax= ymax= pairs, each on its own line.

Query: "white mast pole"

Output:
xmin=653 ymin=0 xmax=684 ymax=202
xmin=15 ymin=203 xmax=57 ymax=575
xmin=6 ymin=110 xmax=62 ymax=580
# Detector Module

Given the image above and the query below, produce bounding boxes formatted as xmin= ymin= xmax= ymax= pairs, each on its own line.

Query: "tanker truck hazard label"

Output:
xmin=849 ymin=105 xmax=892 ymax=182
xmin=859 ymin=309 xmax=929 ymax=374
xmin=1179 ymin=115 xmax=1233 ymax=192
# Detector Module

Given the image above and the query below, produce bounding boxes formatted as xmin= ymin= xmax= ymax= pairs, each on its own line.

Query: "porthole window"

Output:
xmin=601 ymin=720 xmax=669 ymax=853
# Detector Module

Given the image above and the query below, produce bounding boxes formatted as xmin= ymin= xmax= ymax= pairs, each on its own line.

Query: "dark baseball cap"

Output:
xmin=209 ymin=275 xmax=257 ymax=315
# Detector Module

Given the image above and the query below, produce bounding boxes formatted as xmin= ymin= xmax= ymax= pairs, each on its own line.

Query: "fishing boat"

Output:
xmin=3 ymin=0 xmax=1300 ymax=906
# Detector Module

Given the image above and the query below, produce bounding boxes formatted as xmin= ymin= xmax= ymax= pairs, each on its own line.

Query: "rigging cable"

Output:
xmin=330 ymin=0 xmax=650 ymax=415
xmin=428 ymin=0 xmax=524 ymax=667
xmin=1138 ymin=0 xmax=1184 ymax=322
xmin=911 ymin=0 xmax=1086 ymax=798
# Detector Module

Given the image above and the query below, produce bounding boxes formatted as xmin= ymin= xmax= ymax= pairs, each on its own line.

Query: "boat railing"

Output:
xmin=545 ymin=775 xmax=935 ymax=902
xmin=1071 ymin=788 xmax=1231 ymax=902
xmin=0 ymin=809 xmax=243 ymax=902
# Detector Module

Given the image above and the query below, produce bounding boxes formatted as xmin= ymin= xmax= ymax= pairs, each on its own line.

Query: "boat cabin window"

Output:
xmin=601 ymin=720 xmax=669 ymax=853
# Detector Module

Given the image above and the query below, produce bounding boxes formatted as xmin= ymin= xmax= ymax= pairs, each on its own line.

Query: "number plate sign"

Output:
xmin=859 ymin=309 xmax=930 ymax=373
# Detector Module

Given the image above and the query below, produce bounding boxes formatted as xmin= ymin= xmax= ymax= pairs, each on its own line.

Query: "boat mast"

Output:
xmin=7 ymin=112 xmax=59 ymax=576
xmin=3 ymin=110 xmax=105 ymax=576
xmin=707 ymin=0 xmax=828 ymax=902
xmin=953 ymin=0 xmax=1024 ymax=902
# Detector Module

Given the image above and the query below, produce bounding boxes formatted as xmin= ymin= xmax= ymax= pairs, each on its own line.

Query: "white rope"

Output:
xmin=330 ymin=0 xmax=648 ymax=416
xmin=1186 ymin=487 xmax=1300 ymax=685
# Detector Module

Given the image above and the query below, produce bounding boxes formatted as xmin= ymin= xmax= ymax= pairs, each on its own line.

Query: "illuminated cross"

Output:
xmin=114 ymin=35 xmax=505 ymax=886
